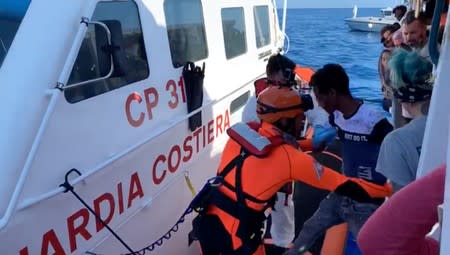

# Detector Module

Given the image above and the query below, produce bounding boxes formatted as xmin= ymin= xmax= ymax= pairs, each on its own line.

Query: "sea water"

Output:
xmin=285 ymin=8 xmax=385 ymax=106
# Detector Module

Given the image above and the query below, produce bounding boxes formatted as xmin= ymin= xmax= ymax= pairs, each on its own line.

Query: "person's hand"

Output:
xmin=312 ymin=125 xmax=337 ymax=151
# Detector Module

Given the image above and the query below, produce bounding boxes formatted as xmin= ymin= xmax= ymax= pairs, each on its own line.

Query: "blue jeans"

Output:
xmin=288 ymin=193 xmax=380 ymax=254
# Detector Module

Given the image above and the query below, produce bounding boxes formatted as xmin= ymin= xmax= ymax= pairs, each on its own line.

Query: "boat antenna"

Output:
xmin=352 ymin=5 xmax=358 ymax=18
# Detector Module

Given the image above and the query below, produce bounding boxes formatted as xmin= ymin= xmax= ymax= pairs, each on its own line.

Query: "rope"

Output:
xmin=60 ymin=169 xmax=136 ymax=254
xmin=120 ymin=172 xmax=199 ymax=254
xmin=121 ymin=207 xmax=194 ymax=255
xmin=83 ymin=205 xmax=193 ymax=255
xmin=184 ymin=172 xmax=197 ymax=196
xmin=60 ymin=169 xmax=199 ymax=255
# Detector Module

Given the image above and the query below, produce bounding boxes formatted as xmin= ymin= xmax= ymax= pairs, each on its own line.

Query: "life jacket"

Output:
xmin=226 ymin=121 xmax=286 ymax=156
xmin=294 ymin=65 xmax=314 ymax=84
xmin=189 ymin=122 xmax=288 ymax=254
xmin=226 ymin=122 xmax=293 ymax=207
xmin=254 ymin=78 xmax=269 ymax=97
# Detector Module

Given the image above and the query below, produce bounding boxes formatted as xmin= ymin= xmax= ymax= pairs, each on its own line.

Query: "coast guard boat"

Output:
xmin=344 ymin=6 xmax=399 ymax=32
xmin=1 ymin=0 xmax=450 ymax=254
xmin=0 ymin=0 xmax=286 ymax=254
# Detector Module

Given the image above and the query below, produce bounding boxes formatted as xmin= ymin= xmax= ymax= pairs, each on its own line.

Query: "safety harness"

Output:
xmin=190 ymin=122 xmax=287 ymax=254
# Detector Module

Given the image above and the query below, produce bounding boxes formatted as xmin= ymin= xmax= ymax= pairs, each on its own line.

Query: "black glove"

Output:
xmin=334 ymin=180 xmax=373 ymax=203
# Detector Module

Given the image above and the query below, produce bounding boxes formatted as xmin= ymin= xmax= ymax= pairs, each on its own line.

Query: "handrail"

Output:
xmin=17 ymin=73 xmax=265 ymax=213
xmin=0 ymin=16 xmax=91 ymax=230
xmin=64 ymin=20 xmax=115 ymax=90
xmin=0 ymin=89 xmax=61 ymax=230
xmin=429 ymin=0 xmax=446 ymax=65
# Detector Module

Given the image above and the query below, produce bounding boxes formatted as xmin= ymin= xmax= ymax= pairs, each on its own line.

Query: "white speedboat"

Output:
xmin=344 ymin=6 xmax=399 ymax=32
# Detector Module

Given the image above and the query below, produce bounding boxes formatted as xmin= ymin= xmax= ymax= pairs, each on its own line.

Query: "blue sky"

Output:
xmin=284 ymin=0 xmax=398 ymax=8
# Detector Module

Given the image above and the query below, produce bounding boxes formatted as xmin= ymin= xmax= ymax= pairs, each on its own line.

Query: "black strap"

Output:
xmin=206 ymin=148 xmax=270 ymax=254
xmin=235 ymin=148 xmax=247 ymax=208
xmin=209 ymin=189 xmax=264 ymax=220
xmin=220 ymin=181 xmax=271 ymax=204
xmin=218 ymin=149 xmax=249 ymax=178
xmin=256 ymin=101 xmax=304 ymax=115
xmin=217 ymin=148 xmax=270 ymax=205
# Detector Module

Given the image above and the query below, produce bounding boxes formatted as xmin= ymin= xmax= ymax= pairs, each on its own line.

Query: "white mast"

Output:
xmin=352 ymin=5 xmax=358 ymax=18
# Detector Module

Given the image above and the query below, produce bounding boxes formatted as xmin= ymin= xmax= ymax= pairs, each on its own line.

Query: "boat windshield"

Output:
xmin=381 ymin=9 xmax=393 ymax=17
xmin=0 ymin=0 xmax=31 ymax=68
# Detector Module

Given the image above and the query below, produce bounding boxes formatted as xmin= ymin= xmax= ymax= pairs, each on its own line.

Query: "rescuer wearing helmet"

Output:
xmin=190 ymin=84 xmax=392 ymax=255
xmin=243 ymin=53 xmax=331 ymax=255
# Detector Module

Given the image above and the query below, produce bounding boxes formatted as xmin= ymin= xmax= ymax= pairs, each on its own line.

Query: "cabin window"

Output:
xmin=164 ymin=0 xmax=208 ymax=68
xmin=230 ymin=90 xmax=250 ymax=114
xmin=382 ymin=10 xmax=393 ymax=17
xmin=65 ymin=0 xmax=149 ymax=103
xmin=0 ymin=0 xmax=31 ymax=68
xmin=221 ymin=7 xmax=247 ymax=59
xmin=253 ymin=6 xmax=271 ymax=48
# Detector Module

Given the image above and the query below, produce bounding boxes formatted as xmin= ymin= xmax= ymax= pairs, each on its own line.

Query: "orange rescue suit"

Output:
xmin=205 ymin=122 xmax=391 ymax=255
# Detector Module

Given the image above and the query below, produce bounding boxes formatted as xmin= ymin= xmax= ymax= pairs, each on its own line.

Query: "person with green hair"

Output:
xmin=375 ymin=48 xmax=434 ymax=192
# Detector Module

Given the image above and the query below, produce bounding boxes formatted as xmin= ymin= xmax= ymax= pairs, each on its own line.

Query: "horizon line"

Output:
xmin=283 ymin=6 xmax=388 ymax=9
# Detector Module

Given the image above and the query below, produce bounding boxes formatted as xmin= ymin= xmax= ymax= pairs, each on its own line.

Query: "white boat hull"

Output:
xmin=0 ymin=0 xmax=283 ymax=254
xmin=344 ymin=17 xmax=397 ymax=32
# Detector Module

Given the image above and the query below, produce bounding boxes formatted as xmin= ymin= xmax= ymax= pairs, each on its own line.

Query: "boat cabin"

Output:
xmin=380 ymin=8 xmax=394 ymax=18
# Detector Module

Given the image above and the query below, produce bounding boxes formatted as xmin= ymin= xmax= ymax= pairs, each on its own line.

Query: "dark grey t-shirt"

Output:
xmin=375 ymin=116 xmax=427 ymax=192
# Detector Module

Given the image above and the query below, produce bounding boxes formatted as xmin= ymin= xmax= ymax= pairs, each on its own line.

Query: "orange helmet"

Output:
xmin=256 ymin=86 xmax=313 ymax=123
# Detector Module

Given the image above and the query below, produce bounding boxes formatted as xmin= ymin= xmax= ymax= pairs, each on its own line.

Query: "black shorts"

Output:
xmin=195 ymin=214 xmax=234 ymax=255
xmin=194 ymin=214 xmax=262 ymax=255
